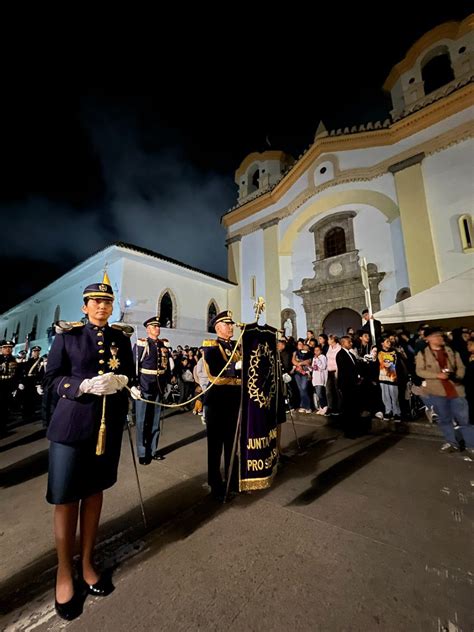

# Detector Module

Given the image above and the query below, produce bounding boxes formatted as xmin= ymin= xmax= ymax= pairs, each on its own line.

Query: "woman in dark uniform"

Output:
xmin=44 ymin=274 xmax=134 ymax=620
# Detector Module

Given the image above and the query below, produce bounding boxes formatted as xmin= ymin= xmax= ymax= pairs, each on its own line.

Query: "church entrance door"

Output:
xmin=322 ymin=308 xmax=360 ymax=337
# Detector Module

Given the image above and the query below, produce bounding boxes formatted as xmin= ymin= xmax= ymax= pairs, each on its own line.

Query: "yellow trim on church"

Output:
xmin=278 ymin=190 xmax=400 ymax=256
xmin=383 ymin=15 xmax=474 ymax=91
xmin=223 ymin=84 xmax=473 ymax=228
xmin=235 ymin=151 xmax=292 ymax=180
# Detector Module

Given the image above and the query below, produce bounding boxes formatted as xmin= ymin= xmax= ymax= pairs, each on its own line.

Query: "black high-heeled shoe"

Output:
xmin=81 ymin=572 xmax=115 ymax=597
xmin=55 ymin=583 xmax=84 ymax=621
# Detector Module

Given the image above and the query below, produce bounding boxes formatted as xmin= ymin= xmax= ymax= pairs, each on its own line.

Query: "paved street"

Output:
xmin=1 ymin=412 xmax=473 ymax=631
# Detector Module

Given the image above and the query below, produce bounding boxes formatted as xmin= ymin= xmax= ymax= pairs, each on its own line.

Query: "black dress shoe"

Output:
xmin=55 ymin=585 xmax=84 ymax=621
xmin=139 ymin=456 xmax=151 ymax=465
xmin=152 ymin=453 xmax=165 ymax=461
xmin=81 ymin=574 xmax=115 ymax=597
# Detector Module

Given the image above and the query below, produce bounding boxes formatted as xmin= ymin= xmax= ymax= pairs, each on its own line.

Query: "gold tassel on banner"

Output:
xmin=96 ymin=396 xmax=107 ymax=455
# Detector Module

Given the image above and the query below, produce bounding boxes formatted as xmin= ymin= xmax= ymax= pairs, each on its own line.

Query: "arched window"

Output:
xmin=251 ymin=169 xmax=260 ymax=189
xmin=159 ymin=292 xmax=174 ymax=328
xmin=30 ymin=315 xmax=38 ymax=340
xmin=458 ymin=214 xmax=473 ymax=252
xmin=248 ymin=168 xmax=260 ymax=194
xmin=395 ymin=287 xmax=411 ymax=303
xmin=54 ymin=305 xmax=61 ymax=323
xmin=324 ymin=227 xmax=346 ymax=258
xmin=250 ymin=275 xmax=257 ymax=300
xmin=422 ymin=51 xmax=454 ymax=95
xmin=207 ymin=300 xmax=218 ymax=333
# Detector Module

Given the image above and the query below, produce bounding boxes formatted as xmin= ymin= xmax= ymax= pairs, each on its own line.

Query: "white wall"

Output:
xmin=240 ymin=230 xmax=265 ymax=323
xmin=353 ymin=207 xmax=408 ymax=308
xmin=288 ymin=229 xmax=315 ymax=335
xmin=285 ymin=201 xmax=407 ymax=328
xmin=120 ymin=258 xmax=229 ymax=338
xmin=1 ymin=248 xmax=232 ymax=353
xmin=4 ymin=258 xmax=124 ymax=354
xmin=423 ymin=140 xmax=474 ymax=280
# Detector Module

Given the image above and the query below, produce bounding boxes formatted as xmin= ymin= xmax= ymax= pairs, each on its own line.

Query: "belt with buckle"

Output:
xmin=140 ymin=368 xmax=166 ymax=376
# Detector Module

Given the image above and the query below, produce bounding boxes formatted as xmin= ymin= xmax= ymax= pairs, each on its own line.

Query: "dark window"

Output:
xmin=320 ymin=166 xmax=327 ymax=174
xmin=458 ymin=46 xmax=466 ymax=54
xmin=422 ymin=53 xmax=454 ymax=95
xmin=160 ymin=292 xmax=173 ymax=328
xmin=54 ymin=305 xmax=61 ymax=323
xmin=396 ymin=287 xmax=411 ymax=303
xmin=30 ymin=315 xmax=38 ymax=340
xmin=463 ymin=218 xmax=472 ymax=248
xmin=324 ymin=227 xmax=346 ymax=258
xmin=251 ymin=169 xmax=260 ymax=189
xmin=207 ymin=302 xmax=218 ymax=333
xmin=3 ymin=328 xmax=7 ymax=338
xmin=408 ymin=77 xmax=415 ymax=84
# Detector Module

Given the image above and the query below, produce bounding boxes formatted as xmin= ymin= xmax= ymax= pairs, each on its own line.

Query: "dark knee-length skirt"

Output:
xmin=47 ymin=427 xmax=124 ymax=505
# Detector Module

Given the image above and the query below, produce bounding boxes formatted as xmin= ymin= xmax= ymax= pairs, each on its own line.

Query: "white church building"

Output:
xmin=1 ymin=16 xmax=473 ymax=351
xmin=1 ymin=243 xmax=234 ymax=352
xmin=223 ymin=15 xmax=474 ymax=337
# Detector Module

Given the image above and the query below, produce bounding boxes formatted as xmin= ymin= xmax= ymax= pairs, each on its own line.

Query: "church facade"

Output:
xmin=223 ymin=16 xmax=474 ymax=338
xmin=1 ymin=243 xmax=234 ymax=351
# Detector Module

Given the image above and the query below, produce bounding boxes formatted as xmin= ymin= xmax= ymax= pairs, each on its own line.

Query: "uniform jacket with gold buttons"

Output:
xmin=44 ymin=322 xmax=134 ymax=444
xmin=202 ymin=337 xmax=241 ymax=406
xmin=133 ymin=337 xmax=171 ymax=396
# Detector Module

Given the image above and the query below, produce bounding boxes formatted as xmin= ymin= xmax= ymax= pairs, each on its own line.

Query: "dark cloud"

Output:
xmin=0 ymin=99 xmax=234 ymax=304
xmin=82 ymin=98 xmax=234 ymax=271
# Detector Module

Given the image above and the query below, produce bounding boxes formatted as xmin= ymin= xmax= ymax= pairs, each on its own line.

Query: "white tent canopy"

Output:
xmin=374 ymin=268 xmax=474 ymax=324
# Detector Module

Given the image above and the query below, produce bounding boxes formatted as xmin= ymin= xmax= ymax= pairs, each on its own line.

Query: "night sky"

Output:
xmin=1 ymin=6 xmax=471 ymax=312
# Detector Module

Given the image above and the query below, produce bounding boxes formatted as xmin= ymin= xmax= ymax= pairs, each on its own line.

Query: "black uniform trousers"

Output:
xmin=205 ymin=385 xmax=241 ymax=494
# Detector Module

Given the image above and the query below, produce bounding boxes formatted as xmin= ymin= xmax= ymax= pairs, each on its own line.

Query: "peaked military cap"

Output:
xmin=83 ymin=271 xmax=114 ymax=301
xmin=143 ymin=316 xmax=161 ymax=328
xmin=31 ymin=346 xmax=42 ymax=352
xmin=1 ymin=340 xmax=14 ymax=348
xmin=210 ymin=310 xmax=234 ymax=330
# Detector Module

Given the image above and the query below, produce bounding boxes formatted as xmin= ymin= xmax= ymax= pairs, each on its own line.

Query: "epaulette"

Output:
xmin=202 ymin=339 xmax=218 ymax=347
xmin=111 ymin=323 xmax=135 ymax=337
xmin=136 ymin=338 xmax=147 ymax=347
xmin=55 ymin=321 xmax=85 ymax=334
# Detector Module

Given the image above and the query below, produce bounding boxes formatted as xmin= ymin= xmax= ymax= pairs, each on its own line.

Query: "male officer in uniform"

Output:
xmin=202 ymin=310 xmax=242 ymax=500
xmin=18 ymin=345 xmax=44 ymax=420
xmin=0 ymin=340 xmax=19 ymax=436
xmin=131 ymin=316 xmax=170 ymax=465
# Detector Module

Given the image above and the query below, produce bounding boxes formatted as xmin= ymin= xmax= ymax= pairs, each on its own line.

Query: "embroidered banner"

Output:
xmin=239 ymin=323 xmax=285 ymax=491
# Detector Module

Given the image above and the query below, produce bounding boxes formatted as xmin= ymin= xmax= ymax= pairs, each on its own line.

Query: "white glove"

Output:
xmin=79 ymin=374 xmax=118 ymax=396
xmin=36 ymin=385 xmax=44 ymax=395
xmin=234 ymin=360 xmax=242 ymax=370
xmin=18 ymin=383 xmax=25 ymax=390
xmin=112 ymin=374 xmax=129 ymax=390
xmin=282 ymin=372 xmax=292 ymax=384
xmin=130 ymin=386 xmax=141 ymax=400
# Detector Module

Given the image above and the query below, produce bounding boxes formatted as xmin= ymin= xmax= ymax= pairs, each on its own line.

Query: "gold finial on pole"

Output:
xmin=254 ymin=296 xmax=266 ymax=322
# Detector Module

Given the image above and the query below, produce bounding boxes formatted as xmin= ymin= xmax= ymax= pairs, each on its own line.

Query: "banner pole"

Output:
xmin=276 ymin=345 xmax=301 ymax=452
xmin=224 ymin=405 xmax=242 ymax=503
xmin=223 ymin=324 xmax=244 ymax=503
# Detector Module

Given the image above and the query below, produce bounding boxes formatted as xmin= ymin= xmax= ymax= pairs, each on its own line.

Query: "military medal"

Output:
xmin=225 ymin=348 xmax=231 ymax=357
xmin=108 ymin=343 xmax=121 ymax=370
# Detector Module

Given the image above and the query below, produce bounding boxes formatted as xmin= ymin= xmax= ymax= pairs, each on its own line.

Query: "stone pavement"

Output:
xmin=1 ymin=411 xmax=473 ymax=631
